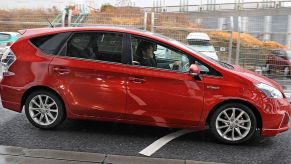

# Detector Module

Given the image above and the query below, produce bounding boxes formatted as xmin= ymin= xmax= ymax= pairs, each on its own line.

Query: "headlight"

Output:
xmin=256 ymin=83 xmax=283 ymax=99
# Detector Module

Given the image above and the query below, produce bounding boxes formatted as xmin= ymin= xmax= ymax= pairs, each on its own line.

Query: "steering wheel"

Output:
xmin=182 ymin=62 xmax=190 ymax=72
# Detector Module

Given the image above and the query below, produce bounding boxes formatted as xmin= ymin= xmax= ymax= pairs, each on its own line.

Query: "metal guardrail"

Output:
xmin=51 ymin=14 xmax=62 ymax=27
xmin=144 ymin=1 xmax=291 ymax=13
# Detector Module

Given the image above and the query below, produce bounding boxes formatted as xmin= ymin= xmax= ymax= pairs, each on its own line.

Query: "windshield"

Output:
xmin=188 ymin=45 xmax=215 ymax=52
xmin=187 ymin=40 xmax=215 ymax=52
xmin=287 ymin=51 xmax=291 ymax=58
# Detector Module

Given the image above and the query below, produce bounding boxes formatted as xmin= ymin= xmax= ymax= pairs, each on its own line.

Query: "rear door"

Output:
xmin=49 ymin=31 xmax=129 ymax=118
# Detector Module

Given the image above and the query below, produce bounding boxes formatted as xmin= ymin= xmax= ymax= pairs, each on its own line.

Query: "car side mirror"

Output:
xmin=189 ymin=64 xmax=200 ymax=77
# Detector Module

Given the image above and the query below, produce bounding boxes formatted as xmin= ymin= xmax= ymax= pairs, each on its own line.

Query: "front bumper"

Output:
xmin=260 ymin=98 xmax=291 ymax=137
xmin=261 ymin=112 xmax=290 ymax=137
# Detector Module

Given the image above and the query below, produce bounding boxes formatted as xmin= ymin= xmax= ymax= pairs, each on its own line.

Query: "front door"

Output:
xmin=125 ymin=36 xmax=204 ymax=126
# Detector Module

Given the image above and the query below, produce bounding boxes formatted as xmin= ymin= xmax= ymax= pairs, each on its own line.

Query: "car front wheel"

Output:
xmin=24 ymin=90 xmax=65 ymax=129
xmin=210 ymin=103 xmax=257 ymax=144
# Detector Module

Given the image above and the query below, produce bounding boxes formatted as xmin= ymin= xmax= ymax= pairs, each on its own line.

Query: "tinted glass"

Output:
xmin=278 ymin=50 xmax=287 ymax=56
xmin=66 ymin=32 xmax=123 ymax=63
xmin=271 ymin=50 xmax=278 ymax=55
xmin=30 ymin=33 xmax=71 ymax=55
xmin=0 ymin=33 xmax=10 ymax=41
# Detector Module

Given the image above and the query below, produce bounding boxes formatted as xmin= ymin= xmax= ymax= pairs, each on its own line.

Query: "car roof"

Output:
xmin=186 ymin=32 xmax=210 ymax=41
xmin=18 ymin=26 xmax=152 ymax=39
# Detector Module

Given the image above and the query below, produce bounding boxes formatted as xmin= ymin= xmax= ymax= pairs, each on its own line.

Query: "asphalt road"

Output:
xmin=0 ymin=78 xmax=290 ymax=164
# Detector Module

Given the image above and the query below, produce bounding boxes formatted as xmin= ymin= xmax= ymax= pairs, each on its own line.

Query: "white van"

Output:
xmin=186 ymin=33 xmax=218 ymax=60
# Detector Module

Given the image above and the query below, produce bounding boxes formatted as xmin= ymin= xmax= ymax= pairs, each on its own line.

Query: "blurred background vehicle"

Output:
xmin=0 ymin=32 xmax=19 ymax=57
xmin=186 ymin=33 xmax=218 ymax=60
xmin=265 ymin=49 xmax=291 ymax=77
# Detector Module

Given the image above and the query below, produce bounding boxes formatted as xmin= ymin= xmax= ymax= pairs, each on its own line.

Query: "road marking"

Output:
xmin=139 ymin=129 xmax=194 ymax=156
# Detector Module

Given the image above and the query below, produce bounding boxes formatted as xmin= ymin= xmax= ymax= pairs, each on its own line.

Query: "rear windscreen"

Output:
xmin=30 ymin=32 xmax=71 ymax=55
xmin=0 ymin=33 xmax=11 ymax=41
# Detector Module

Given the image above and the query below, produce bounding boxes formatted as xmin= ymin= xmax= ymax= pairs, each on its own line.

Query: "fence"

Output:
xmin=0 ymin=4 xmax=291 ymax=79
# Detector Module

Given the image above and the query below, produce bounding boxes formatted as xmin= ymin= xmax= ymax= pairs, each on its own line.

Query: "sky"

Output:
xmin=0 ymin=0 xmax=272 ymax=10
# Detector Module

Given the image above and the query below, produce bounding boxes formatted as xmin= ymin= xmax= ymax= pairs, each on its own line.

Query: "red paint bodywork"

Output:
xmin=1 ymin=27 xmax=290 ymax=137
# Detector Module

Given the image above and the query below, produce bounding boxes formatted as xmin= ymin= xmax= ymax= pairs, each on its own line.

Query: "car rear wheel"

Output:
xmin=210 ymin=103 xmax=257 ymax=144
xmin=25 ymin=90 xmax=65 ymax=129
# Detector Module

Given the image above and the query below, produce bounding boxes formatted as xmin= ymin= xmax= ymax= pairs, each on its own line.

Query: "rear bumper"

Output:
xmin=1 ymin=99 xmax=21 ymax=112
xmin=0 ymin=84 xmax=24 ymax=113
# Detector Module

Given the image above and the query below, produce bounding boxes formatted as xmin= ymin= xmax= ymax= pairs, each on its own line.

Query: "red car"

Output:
xmin=266 ymin=49 xmax=291 ymax=76
xmin=0 ymin=27 xmax=290 ymax=144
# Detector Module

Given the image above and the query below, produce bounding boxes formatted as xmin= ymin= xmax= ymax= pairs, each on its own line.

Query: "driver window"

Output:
xmin=131 ymin=36 xmax=190 ymax=73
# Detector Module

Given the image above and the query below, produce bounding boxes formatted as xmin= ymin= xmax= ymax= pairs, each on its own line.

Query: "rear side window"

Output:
xmin=0 ymin=33 xmax=11 ymax=41
xmin=97 ymin=33 xmax=123 ymax=54
xmin=30 ymin=32 xmax=71 ymax=55
xmin=65 ymin=32 xmax=124 ymax=63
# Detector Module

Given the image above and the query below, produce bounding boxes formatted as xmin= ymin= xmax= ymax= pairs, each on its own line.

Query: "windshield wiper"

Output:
xmin=217 ymin=61 xmax=234 ymax=70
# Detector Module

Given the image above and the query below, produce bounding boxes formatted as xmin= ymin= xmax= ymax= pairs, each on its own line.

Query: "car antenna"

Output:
xmin=45 ymin=16 xmax=54 ymax=28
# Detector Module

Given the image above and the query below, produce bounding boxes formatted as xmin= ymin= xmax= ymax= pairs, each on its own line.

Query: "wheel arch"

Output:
xmin=20 ymin=85 xmax=66 ymax=116
xmin=205 ymin=99 xmax=262 ymax=130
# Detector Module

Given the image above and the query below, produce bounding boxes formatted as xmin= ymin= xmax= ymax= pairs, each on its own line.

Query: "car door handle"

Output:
xmin=129 ymin=76 xmax=145 ymax=84
xmin=53 ymin=67 xmax=70 ymax=75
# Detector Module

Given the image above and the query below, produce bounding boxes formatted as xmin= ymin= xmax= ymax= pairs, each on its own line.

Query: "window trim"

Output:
xmin=128 ymin=34 xmax=222 ymax=77
xmin=57 ymin=31 xmax=131 ymax=65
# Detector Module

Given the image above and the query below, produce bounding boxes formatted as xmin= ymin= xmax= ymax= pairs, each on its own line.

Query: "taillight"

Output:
xmin=0 ymin=48 xmax=16 ymax=78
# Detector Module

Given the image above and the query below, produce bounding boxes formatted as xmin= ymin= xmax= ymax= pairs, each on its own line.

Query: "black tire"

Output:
xmin=210 ymin=103 xmax=257 ymax=144
xmin=265 ymin=64 xmax=271 ymax=75
xmin=24 ymin=90 xmax=65 ymax=129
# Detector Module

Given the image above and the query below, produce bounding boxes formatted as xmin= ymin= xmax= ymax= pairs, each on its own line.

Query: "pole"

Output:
xmin=228 ymin=16 xmax=234 ymax=64
xmin=144 ymin=12 xmax=148 ymax=31
xmin=151 ymin=12 xmax=155 ymax=32
xmin=235 ymin=16 xmax=241 ymax=65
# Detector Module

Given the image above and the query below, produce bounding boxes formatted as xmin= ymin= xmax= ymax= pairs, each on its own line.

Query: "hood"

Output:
xmin=232 ymin=65 xmax=283 ymax=92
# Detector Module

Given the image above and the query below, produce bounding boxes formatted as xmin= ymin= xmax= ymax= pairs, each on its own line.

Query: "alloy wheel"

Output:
xmin=215 ymin=108 xmax=251 ymax=142
xmin=28 ymin=95 xmax=59 ymax=126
